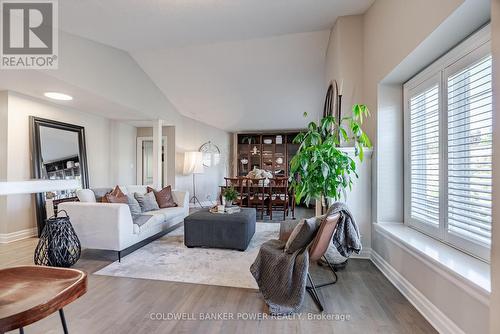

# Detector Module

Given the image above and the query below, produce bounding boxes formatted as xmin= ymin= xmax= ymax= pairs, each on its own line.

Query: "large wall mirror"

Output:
xmin=31 ymin=117 xmax=89 ymax=235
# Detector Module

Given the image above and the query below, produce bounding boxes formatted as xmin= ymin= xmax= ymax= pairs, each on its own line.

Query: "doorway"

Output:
xmin=136 ymin=136 xmax=168 ymax=186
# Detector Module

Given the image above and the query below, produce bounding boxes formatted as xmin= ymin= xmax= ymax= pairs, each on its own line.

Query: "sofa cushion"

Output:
xmin=127 ymin=195 xmax=142 ymax=216
xmin=92 ymin=187 xmax=113 ymax=202
xmin=104 ymin=186 xmax=128 ymax=204
xmin=132 ymin=214 xmax=152 ymax=227
xmin=76 ymin=189 xmax=96 ymax=203
xmin=150 ymin=207 xmax=186 ymax=221
xmin=135 ymin=191 xmax=160 ymax=212
xmin=133 ymin=213 xmax=164 ymax=234
xmin=147 ymin=185 xmax=177 ymax=208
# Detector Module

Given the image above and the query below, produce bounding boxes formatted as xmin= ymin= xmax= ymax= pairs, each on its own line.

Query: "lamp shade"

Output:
xmin=183 ymin=151 xmax=204 ymax=175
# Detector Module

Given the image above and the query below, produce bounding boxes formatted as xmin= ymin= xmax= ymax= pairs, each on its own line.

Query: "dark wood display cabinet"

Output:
xmin=235 ymin=132 xmax=301 ymax=177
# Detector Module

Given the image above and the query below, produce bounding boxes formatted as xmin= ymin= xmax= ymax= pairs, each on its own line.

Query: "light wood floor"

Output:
xmin=1 ymin=233 xmax=436 ymax=334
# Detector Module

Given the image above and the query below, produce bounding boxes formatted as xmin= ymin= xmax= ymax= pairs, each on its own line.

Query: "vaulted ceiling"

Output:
xmin=57 ymin=0 xmax=375 ymax=131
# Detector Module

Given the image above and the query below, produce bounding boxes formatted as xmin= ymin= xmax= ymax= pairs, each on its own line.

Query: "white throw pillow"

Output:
xmin=76 ymin=189 xmax=96 ymax=203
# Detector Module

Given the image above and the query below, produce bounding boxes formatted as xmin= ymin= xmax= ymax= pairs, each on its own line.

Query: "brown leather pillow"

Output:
xmin=147 ymin=186 xmax=177 ymax=208
xmin=104 ymin=186 xmax=128 ymax=204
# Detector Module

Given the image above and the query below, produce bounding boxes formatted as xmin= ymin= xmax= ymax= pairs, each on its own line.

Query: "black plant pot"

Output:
xmin=34 ymin=210 xmax=81 ymax=267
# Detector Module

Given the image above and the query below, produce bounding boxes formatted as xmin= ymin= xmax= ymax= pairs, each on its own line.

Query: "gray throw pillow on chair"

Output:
xmin=134 ymin=192 xmax=160 ymax=212
xmin=284 ymin=215 xmax=323 ymax=254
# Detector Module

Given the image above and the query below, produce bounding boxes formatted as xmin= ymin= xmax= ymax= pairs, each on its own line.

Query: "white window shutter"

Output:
xmin=409 ymin=84 xmax=440 ymax=228
xmin=446 ymin=55 xmax=493 ymax=246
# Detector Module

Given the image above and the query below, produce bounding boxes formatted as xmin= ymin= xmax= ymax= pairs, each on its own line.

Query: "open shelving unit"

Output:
xmin=234 ymin=132 xmax=301 ymax=178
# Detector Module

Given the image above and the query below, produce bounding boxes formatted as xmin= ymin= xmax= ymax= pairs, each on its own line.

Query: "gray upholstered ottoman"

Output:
xmin=184 ymin=208 xmax=256 ymax=251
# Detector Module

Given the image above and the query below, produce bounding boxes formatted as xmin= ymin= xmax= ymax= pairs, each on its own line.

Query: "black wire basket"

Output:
xmin=34 ymin=210 xmax=81 ymax=267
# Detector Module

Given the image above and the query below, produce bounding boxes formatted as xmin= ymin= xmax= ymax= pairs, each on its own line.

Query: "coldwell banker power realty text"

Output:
xmin=1 ymin=0 xmax=58 ymax=69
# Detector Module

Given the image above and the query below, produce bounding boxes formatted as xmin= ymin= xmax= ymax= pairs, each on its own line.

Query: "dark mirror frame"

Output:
xmin=30 ymin=117 xmax=89 ymax=236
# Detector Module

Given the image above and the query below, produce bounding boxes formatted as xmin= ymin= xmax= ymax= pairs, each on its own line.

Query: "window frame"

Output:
xmin=403 ymin=25 xmax=491 ymax=261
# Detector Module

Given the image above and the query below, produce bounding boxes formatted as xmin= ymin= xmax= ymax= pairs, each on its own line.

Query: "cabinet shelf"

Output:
xmin=235 ymin=132 xmax=301 ymax=177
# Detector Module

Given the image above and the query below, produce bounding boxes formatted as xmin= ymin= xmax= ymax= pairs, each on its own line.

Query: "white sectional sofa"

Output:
xmin=59 ymin=185 xmax=189 ymax=261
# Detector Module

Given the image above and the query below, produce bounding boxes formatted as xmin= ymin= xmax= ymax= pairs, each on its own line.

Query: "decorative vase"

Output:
xmin=34 ymin=210 xmax=81 ymax=267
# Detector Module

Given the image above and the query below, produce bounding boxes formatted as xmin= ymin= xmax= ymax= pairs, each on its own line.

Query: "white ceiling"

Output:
xmin=0 ymin=70 xmax=147 ymax=121
xmin=11 ymin=1 xmax=375 ymax=131
xmin=131 ymin=30 xmax=330 ymax=131
xmin=59 ymin=0 xmax=375 ymax=50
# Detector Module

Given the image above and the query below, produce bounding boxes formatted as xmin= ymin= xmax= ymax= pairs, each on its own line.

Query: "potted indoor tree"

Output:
xmin=289 ymin=104 xmax=372 ymax=214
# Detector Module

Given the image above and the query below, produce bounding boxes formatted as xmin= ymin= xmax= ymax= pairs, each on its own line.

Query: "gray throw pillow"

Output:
xmin=127 ymin=195 xmax=142 ymax=216
xmin=284 ymin=215 xmax=323 ymax=254
xmin=134 ymin=192 xmax=160 ymax=212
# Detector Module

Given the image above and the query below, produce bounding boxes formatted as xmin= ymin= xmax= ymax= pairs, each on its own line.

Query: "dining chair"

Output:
xmin=224 ymin=177 xmax=240 ymax=187
xmin=223 ymin=177 xmax=247 ymax=206
xmin=268 ymin=179 xmax=289 ymax=220
xmin=246 ymin=178 xmax=267 ymax=219
xmin=272 ymin=176 xmax=288 ymax=186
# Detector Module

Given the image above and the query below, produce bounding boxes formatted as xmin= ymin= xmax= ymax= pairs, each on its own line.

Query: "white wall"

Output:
xmin=323 ymin=0 xmax=491 ymax=333
xmin=109 ymin=120 xmax=137 ymax=186
xmin=325 ymin=15 xmax=364 ymax=119
xmin=0 ymin=92 xmax=8 ymax=235
xmin=175 ymin=118 xmax=232 ymax=205
xmin=490 ymin=0 xmax=500 ymax=333
xmin=364 ymin=1 xmax=490 ymax=333
xmin=362 ymin=0 xmax=463 ymax=142
xmin=372 ymin=230 xmax=489 ymax=333
xmin=138 ymin=118 xmax=232 ymax=206
xmin=1 ymin=92 xmax=136 ymax=234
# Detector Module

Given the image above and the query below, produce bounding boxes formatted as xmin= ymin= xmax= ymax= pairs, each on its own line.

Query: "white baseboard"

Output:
xmin=371 ymin=250 xmax=465 ymax=334
xmin=0 ymin=227 xmax=37 ymax=243
xmin=351 ymin=247 xmax=372 ymax=259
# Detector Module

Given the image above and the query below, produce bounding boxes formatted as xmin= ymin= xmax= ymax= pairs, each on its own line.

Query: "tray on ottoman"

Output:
xmin=184 ymin=208 xmax=256 ymax=251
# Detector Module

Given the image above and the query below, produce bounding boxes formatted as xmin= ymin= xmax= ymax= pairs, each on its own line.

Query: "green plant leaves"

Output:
xmin=321 ymin=162 xmax=330 ymax=179
xmin=352 ymin=104 xmax=370 ymax=124
xmin=289 ymin=105 xmax=372 ymax=206
xmin=340 ymin=128 xmax=348 ymax=142
xmin=223 ymin=187 xmax=238 ymax=201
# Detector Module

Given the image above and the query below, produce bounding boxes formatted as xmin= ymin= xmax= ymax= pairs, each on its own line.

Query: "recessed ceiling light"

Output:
xmin=44 ymin=92 xmax=73 ymax=101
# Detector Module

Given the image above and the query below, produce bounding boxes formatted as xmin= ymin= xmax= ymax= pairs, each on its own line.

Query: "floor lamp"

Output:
xmin=184 ymin=151 xmax=204 ymax=207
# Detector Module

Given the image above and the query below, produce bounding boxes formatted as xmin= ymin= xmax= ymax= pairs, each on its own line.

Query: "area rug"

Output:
xmin=94 ymin=223 xmax=280 ymax=289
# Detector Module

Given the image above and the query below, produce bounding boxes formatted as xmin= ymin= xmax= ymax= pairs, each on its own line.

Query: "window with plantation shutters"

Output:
xmin=409 ymin=84 xmax=440 ymax=228
xmin=446 ymin=55 xmax=492 ymax=246
xmin=404 ymin=26 xmax=491 ymax=260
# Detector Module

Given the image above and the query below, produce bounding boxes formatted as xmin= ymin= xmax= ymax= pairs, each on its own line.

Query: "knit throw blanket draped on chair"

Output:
xmin=250 ymin=203 xmax=360 ymax=315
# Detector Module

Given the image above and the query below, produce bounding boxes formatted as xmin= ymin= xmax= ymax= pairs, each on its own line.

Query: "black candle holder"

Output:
xmin=34 ymin=210 xmax=81 ymax=267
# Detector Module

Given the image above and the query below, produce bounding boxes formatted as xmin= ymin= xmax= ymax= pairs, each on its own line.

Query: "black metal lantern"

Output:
xmin=34 ymin=210 xmax=81 ymax=267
